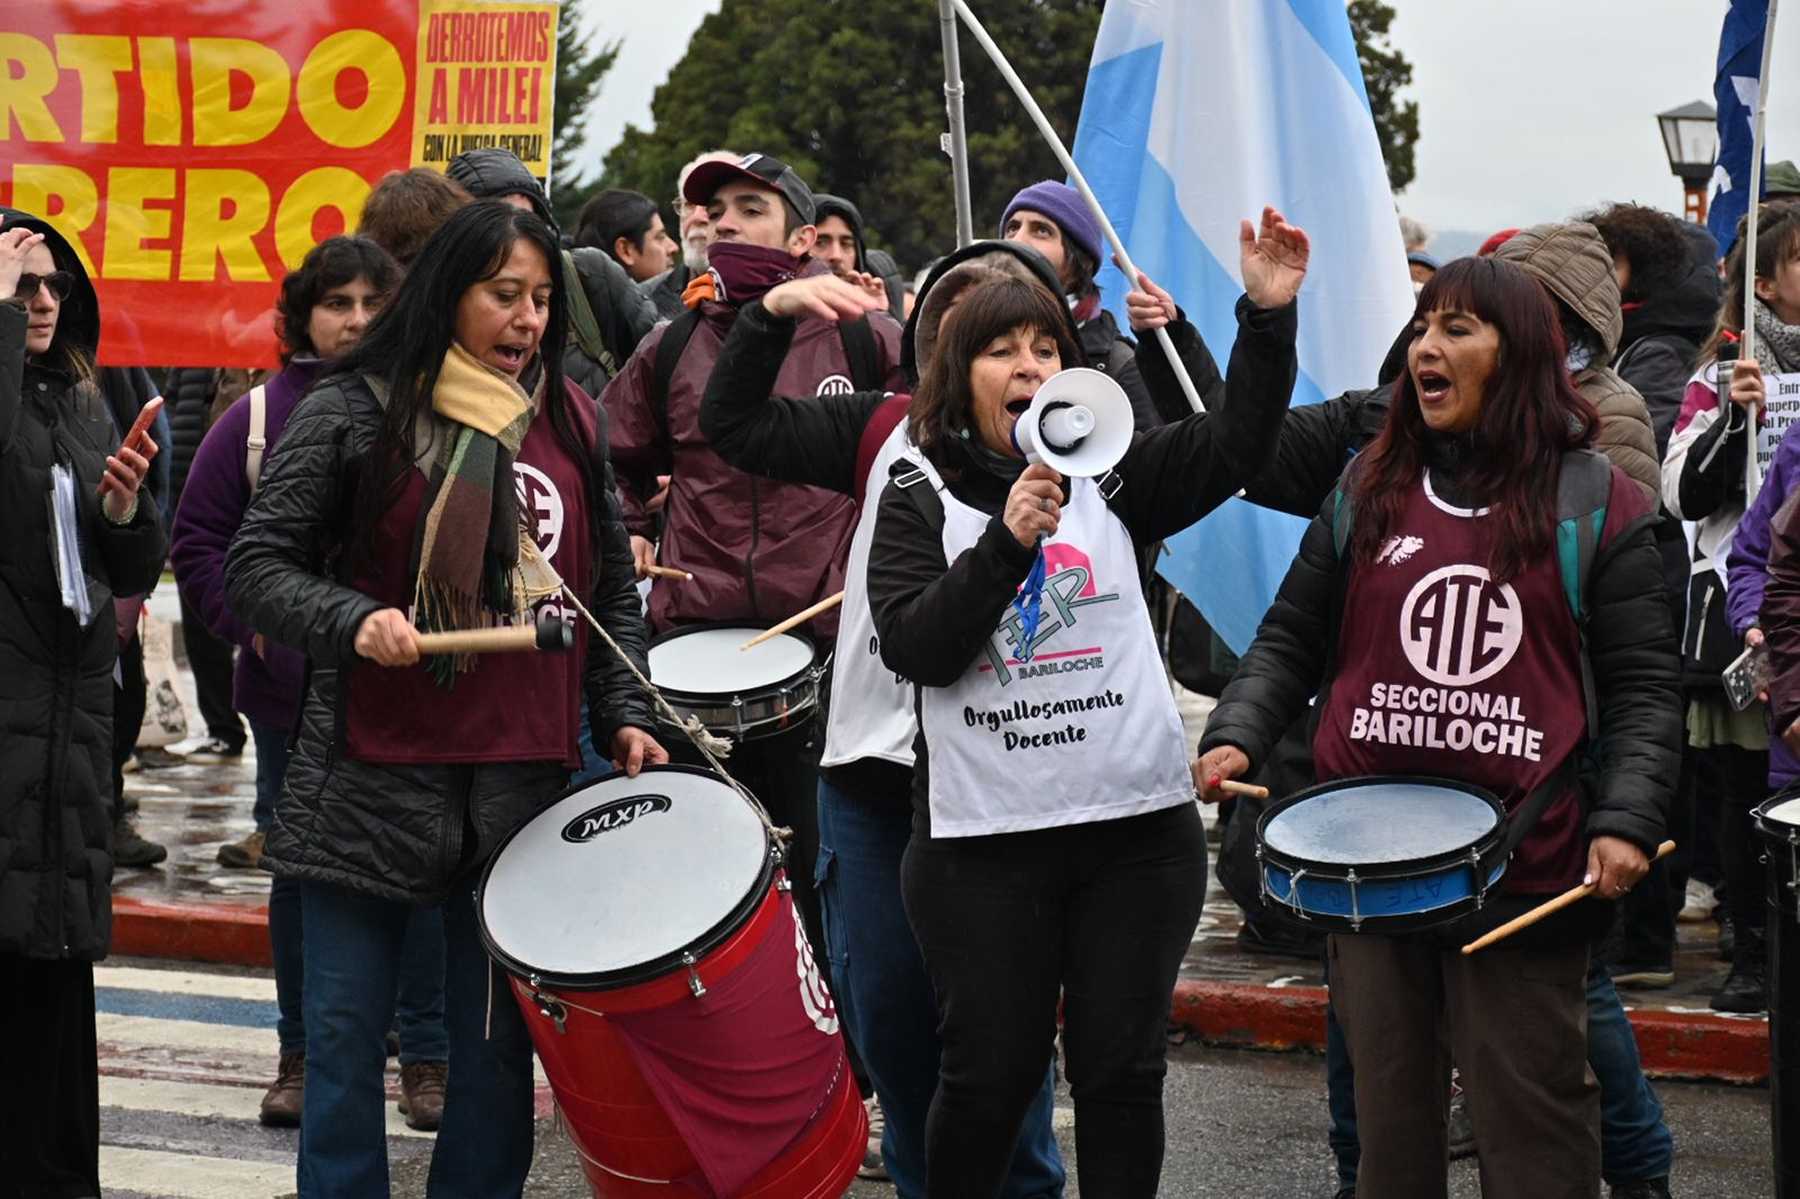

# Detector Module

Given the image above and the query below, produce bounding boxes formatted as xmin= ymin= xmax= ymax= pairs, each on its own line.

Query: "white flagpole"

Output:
xmin=938 ymin=0 xmax=975 ymax=248
xmin=951 ymin=0 xmax=1207 ymax=414
xmin=1743 ymin=0 xmax=1779 ymax=499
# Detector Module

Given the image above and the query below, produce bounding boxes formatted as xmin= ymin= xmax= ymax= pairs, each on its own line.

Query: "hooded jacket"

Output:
xmin=1616 ymin=221 xmax=1721 ymax=456
xmin=446 ymin=149 xmax=657 ymax=399
xmin=1493 ymin=222 xmax=1660 ymax=507
xmin=602 ymin=257 xmax=905 ymax=639
xmin=0 ymin=207 xmax=167 ymax=960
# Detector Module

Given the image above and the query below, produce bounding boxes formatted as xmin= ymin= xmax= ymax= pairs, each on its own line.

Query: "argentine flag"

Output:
xmin=1071 ymin=1 xmax=1415 ymax=654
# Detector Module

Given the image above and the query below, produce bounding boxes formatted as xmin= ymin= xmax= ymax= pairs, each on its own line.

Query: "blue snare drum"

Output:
xmin=1254 ymin=776 xmax=1509 ymax=933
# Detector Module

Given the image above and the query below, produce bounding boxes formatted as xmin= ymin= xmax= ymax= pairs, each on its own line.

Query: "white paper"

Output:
xmin=49 ymin=462 xmax=93 ymax=626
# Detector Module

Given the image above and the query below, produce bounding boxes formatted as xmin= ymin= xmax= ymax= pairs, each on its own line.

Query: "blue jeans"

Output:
xmin=256 ymin=722 xmax=448 ymax=1064
xmin=571 ymin=700 xmax=611 ymax=787
xmin=1323 ymin=956 xmax=1673 ymax=1187
xmin=298 ymin=879 xmax=531 ymax=1197
xmin=816 ymin=774 xmax=1065 ymax=1199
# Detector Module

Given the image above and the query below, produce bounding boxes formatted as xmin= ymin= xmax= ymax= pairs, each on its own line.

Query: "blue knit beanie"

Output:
xmin=999 ymin=181 xmax=1103 ymax=270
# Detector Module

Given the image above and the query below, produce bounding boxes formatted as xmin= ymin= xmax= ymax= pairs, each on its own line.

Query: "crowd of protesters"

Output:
xmin=3 ymin=131 xmax=1799 ymax=1199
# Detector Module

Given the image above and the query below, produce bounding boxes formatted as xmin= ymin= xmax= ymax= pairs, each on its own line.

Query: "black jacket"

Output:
xmin=165 ymin=367 xmax=214 ymax=508
xmin=869 ymin=298 xmax=1298 ymax=822
xmin=566 ymin=247 xmax=658 ymax=400
xmin=0 ymin=210 xmax=167 ymax=960
xmin=1616 ymin=221 xmax=1721 ymax=458
xmin=223 ymin=372 xmax=655 ymax=902
xmin=1082 ymin=308 xmax=1170 ymax=429
xmin=644 ymin=263 xmax=693 ymax=323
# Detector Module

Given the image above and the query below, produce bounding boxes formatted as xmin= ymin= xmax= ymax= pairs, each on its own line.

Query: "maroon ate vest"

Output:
xmin=1312 ymin=473 xmax=1591 ymax=894
xmin=344 ymin=404 xmax=593 ymax=767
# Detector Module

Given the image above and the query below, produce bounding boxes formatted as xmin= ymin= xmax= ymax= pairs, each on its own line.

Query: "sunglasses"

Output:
xmin=16 ymin=271 xmax=74 ymax=303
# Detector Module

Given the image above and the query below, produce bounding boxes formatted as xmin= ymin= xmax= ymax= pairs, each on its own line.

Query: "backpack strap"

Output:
xmin=887 ymin=454 xmax=945 ymax=534
xmin=838 ymin=316 xmax=883 ymax=393
xmin=854 ymin=395 xmax=910 ymax=508
xmin=650 ymin=308 xmax=705 ymax=449
xmin=562 ymin=250 xmax=618 ymax=378
xmin=244 ymin=384 xmax=269 ymax=497
xmin=1553 ymin=450 xmax=1614 ymax=741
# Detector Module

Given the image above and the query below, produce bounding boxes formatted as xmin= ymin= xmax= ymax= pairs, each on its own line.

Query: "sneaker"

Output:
xmin=183 ymin=736 xmax=244 ymax=764
xmin=1677 ymin=878 xmax=1715 ymax=923
xmin=858 ymin=1094 xmax=889 ymax=1181
xmin=1609 ymin=961 xmax=1676 ymax=988
xmin=259 ymin=1053 xmax=304 ymax=1127
xmin=134 ymin=747 xmax=185 ymax=770
xmin=217 ymin=829 xmax=266 ymax=869
xmin=1446 ymin=1087 xmax=1476 ymax=1160
xmin=397 ymin=1060 xmax=448 ymax=1131
xmin=1611 ymin=1177 xmax=1672 ymax=1198
xmin=112 ymin=815 xmax=168 ymax=867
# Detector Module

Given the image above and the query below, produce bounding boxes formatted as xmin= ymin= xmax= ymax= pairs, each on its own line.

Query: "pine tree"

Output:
xmin=1348 ymin=0 xmax=1419 ymax=193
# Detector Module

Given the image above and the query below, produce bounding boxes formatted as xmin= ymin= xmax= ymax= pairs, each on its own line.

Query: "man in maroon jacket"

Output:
xmin=600 ymin=153 xmax=904 ymax=1101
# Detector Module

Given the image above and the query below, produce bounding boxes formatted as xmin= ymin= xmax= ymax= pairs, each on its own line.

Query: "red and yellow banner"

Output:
xmin=0 ymin=0 xmax=559 ymax=368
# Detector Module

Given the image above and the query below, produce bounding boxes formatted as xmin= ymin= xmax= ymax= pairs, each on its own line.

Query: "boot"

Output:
xmin=398 ymin=1060 xmax=448 ymax=1131
xmin=1610 ymin=1177 xmax=1673 ymax=1198
xmin=216 ymin=829 xmax=266 ymax=869
xmin=1710 ymin=924 xmax=1767 ymax=1014
xmin=112 ymin=814 xmax=167 ymax=867
xmin=259 ymin=1054 xmax=304 ymax=1127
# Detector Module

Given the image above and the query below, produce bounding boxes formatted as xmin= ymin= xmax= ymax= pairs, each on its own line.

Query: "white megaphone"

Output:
xmin=1010 ymin=367 xmax=1133 ymax=478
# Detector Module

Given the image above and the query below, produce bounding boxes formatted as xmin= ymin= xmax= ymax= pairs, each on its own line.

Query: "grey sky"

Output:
xmin=575 ymin=1 xmax=1800 ymax=242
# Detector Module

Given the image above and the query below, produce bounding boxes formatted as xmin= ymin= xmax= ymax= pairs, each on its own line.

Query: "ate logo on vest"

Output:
xmin=561 ymin=795 xmax=672 ymax=843
xmin=1399 ymin=565 xmax=1522 ymax=687
xmin=815 ymin=374 xmax=854 ymax=397
xmin=514 ymin=462 xmax=565 ymax=559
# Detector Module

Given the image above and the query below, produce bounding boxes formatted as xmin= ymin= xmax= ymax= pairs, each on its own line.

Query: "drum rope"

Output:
xmin=556 ymin=583 xmax=785 ymax=844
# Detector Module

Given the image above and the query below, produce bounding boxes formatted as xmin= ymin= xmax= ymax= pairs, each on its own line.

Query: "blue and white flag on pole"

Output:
xmin=1071 ymin=1 xmax=1414 ymax=654
xmin=1707 ymin=0 xmax=1771 ymax=256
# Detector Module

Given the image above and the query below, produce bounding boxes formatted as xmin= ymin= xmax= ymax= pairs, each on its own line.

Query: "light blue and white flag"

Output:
xmin=1071 ymin=0 xmax=1414 ymax=654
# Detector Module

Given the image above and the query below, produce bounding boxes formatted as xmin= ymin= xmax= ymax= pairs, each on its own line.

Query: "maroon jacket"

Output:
xmin=602 ymin=260 xmax=904 ymax=639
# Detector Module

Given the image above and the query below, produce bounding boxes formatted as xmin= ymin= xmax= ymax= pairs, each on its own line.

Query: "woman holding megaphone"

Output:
xmin=864 ymin=209 xmax=1307 ymax=1197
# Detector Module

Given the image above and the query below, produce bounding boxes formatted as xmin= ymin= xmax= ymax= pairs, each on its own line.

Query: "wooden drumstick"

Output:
xmin=740 ymin=591 xmax=846 ymax=651
xmin=644 ymin=564 xmax=693 ymax=581
xmin=1461 ymin=839 xmax=1676 ymax=955
xmin=415 ymin=615 xmax=573 ymax=655
xmin=1217 ymin=780 xmax=1269 ymax=800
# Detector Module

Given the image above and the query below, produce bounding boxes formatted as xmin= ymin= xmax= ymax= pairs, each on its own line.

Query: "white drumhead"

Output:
xmin=1766 ymin=797 xmax=1800 ymax=828
xmin=482 ymin=767 xmax=769 ymax=977
xmin=650 ymin=627 xmax=814 ymax=695
xmin=1264 ymin=781 xmax=1498 ymax=865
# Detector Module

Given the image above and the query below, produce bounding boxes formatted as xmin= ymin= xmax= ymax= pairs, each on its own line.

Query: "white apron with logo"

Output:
xmin=821 ymin=421 xmax=919 ymax=770
xmin=910 ymin=455 xmax=1192 ymax=837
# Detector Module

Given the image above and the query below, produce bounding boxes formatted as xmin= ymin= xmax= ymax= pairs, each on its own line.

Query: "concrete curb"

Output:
xmin=1170 ymin=979 xmax=1770 ymax=1085
xmin=111 ymin=901 xmax=1771 ymax=1084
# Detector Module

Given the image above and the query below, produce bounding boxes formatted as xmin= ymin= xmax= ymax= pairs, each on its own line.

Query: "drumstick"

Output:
xmin=740 ymin=591 xmax=846 ymax=651
xmin=1218 ymin=780 xmax=1269 ymax=799
xmin=644 ymin=564 xmax=693 ymax=581
xmin=415 ymin=615 xmax=573 ymax=656
xmin=1461 ymin=839 xmax=1676 ymax=955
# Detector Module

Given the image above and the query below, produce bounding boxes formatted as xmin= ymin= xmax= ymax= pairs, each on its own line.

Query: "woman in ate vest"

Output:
xmin=172 ymin=236 xmax=461 ymax=1131
xmin=225 ymin=201 xmax=663 ymax=1198
xmin=864 ymin=209 xmax=1306 ymax=1197
xmin=700 ymin=239 xmax=1080 ymax=1197
xmin=1199 ymin=255 xmax=1678 ymax=1198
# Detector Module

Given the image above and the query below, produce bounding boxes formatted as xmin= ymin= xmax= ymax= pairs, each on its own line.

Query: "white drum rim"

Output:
xmin=476 ymin=764 xmax=775 ymax=990
xmin=1761 ymin=795 xmax=1800 ymax=829
xmin=1256 ymin=774 xmax=1506 ymax=869
xmin=647 ymin=622 xmax=817 ymax=698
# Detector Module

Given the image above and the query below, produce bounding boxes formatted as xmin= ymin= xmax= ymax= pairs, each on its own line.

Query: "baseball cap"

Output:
xmin=682 ymin=152 xmax=817 ymax=225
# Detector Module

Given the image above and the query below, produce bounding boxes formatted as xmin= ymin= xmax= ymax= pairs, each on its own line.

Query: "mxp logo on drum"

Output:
xmin=561 ymin=795 xmax=673 ymax=843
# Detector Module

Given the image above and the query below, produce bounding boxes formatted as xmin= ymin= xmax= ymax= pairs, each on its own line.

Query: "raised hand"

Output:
xmin=0 ymin=227 xmax=46 ymax=302
xmin=1123 ymin=270 xmax=1178 ymax=334
xmin=762 ymin=273 xmax=887 ymax=323
xmin=1239 ymin=206 xmax=1310 ymax=310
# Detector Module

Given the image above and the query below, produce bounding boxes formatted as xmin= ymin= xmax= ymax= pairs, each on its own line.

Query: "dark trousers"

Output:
xmin=901 ymin=803 xmax=1207 ymax=1199
xmin=178 ymin=591 xmax=244 ymax=748
xmin=1614 ymin=744 xmax=1694 ymax=966
xmin=111 ymin=635 xmax=146 ymax=819
xmin=0 ymin=956 xmax=99 ymax=1199
xmin=1329 ymin=934 xmax=1597 ymax=1199
xmin=1701 ymin=744 xmax=1770 ymax=939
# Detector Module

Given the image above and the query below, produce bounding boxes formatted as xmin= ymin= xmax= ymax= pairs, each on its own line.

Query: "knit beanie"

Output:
xmin=999 ymin=181 xmax=1103 ymax=270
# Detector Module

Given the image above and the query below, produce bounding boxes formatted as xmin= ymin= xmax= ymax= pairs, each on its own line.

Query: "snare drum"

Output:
xmin=1255 ymin=776 xmax=1508 ymax=933
xmin=1757 ymin=794 xmax=1800 ymax=920
xmin=648 ymin=624 xmax=821 ymax=741
xmin=1756 ymin=794 xmax=1800 ymax=1197
xmin=478 ymin=766 xmax=864 ymax=1198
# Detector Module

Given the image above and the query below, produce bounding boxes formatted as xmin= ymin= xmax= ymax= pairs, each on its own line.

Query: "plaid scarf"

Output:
xmin=411 ymin=343 xmax=534 ymax=682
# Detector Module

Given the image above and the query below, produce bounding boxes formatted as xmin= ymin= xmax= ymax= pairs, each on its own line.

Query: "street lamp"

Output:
xmin=1657 ymin=100 xmax=1718 ymax=223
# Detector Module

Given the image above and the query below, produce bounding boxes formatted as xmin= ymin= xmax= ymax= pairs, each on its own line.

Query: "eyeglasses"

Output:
xmin=15 ymin=271 xmax=74 ymax=303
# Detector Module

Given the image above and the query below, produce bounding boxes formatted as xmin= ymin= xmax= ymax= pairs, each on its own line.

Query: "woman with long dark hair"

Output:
xmin=1199 ymin=256 xmax=1680 ymax=1198
xmin=865 ymin=210 xmax=1306 ymax=1197
xmin=226 ymin=201 xmax=662 ymax=1197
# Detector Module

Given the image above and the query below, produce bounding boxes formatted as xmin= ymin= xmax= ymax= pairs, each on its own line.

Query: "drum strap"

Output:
xmin=1491 ymin=756 xmax=1579 ymax=870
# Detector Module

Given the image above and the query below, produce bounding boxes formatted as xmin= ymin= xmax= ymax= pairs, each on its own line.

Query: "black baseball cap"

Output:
xmin=682 ymin=152 xmax=817 ymax=225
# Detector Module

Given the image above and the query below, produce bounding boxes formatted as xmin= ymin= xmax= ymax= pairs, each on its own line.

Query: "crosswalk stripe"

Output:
xmin=99 ymin=1012 xmax=271 ymax=1057
xmin=98 ymin=965 xmax=277 ymax=1002
xmin=101 ymin=1075 xmax=432 ymax=1140
xmin=98 ymin=1145 xmax=292 ymax=1198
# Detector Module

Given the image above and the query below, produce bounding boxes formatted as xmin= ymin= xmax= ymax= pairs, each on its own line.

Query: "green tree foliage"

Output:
xmin=602 ymin=0 xmax=1102 ymax=272
xmin=549 ymin=0 xmax=620 ymax=227
xmin=599 ymin=0 xmax=1416 ymax=267
xmin=1348 ymin=0 xmax=1419 ymax=193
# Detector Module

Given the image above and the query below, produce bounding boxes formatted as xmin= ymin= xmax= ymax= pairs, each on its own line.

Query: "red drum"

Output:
xmin=478 ymin=765 xmax=864 ymax=1198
